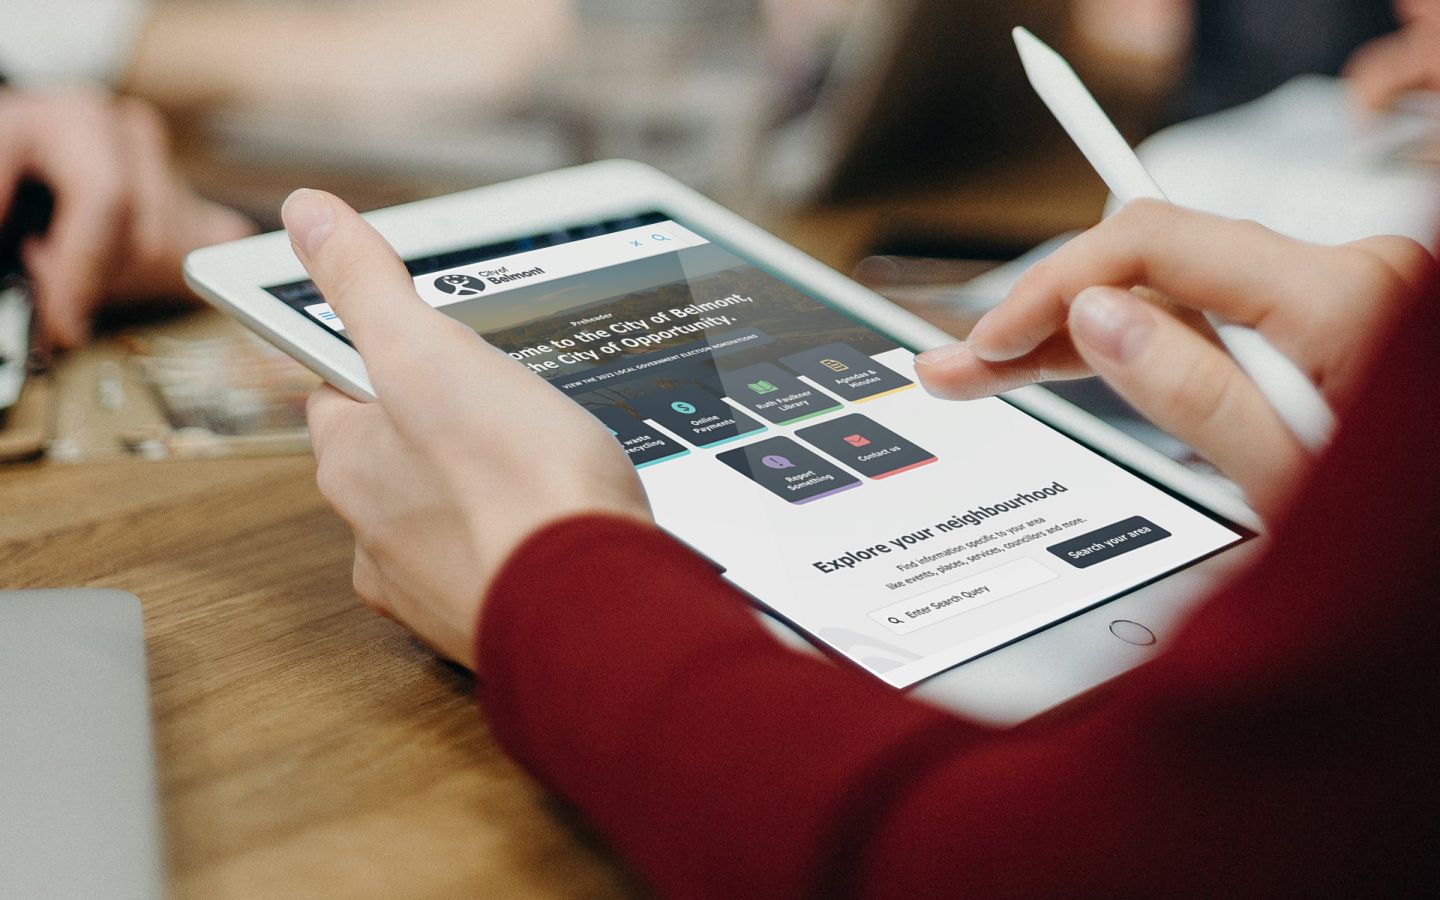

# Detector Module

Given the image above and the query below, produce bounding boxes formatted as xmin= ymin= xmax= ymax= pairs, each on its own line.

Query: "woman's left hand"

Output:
xmin=285 ymin=189 xmax=651 ymax=670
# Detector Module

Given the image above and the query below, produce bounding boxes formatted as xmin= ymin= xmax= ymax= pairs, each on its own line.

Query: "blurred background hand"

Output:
xmin=286 ymin=189 xmax=650 ymax=670
xmin=913 ymin=201 xmax=1436 ymax=517
xmin=0 ymin=86 xmax=253 ymax=348
xmin=1346 ymin=0 xmax=1440 ymax=110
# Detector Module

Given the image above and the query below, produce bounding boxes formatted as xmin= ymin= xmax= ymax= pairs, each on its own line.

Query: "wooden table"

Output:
xmin=1 ymin=456 xmax=639 ymax=898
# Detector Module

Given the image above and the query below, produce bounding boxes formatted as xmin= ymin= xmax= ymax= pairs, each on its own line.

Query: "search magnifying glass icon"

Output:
xmin=650 ymin=233 xmax=671 ymax=242
xmin=888 ymin=616 xmax=904 ymax=625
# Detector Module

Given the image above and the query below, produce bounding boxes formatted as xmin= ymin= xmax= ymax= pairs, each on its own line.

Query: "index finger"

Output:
xmin=281 ymin=189 xmax=448 ymax=386
xmin=967 ymin=201 xmax=1328 ymax=362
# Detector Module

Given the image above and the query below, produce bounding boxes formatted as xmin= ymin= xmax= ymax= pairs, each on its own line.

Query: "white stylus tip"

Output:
xmin=1012 ymin=26 xmax=1051 ymax=68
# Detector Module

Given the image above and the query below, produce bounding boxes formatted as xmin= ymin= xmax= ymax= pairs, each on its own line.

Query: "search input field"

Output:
xmin=870 ymin=558 xmax=1058 ymax=636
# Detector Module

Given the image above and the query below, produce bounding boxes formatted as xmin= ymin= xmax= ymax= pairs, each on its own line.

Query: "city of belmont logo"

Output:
xmin=433 ymin=273 xmax=486 ymax=296
xmin=433 ymin=265 xmax=548 ymax=297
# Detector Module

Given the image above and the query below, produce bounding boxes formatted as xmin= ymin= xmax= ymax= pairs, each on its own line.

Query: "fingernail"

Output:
xmin=281 ymin=189 xmax=333 ymax=260
xmin=915 ymin=343 xmax=967 ymax=366
xmin=1069 ymin=287 xmax=1153 ymax=363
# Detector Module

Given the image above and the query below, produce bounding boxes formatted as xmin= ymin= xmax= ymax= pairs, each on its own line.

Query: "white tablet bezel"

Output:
xmin=186 ymin=159 xmax=1261 ymax=725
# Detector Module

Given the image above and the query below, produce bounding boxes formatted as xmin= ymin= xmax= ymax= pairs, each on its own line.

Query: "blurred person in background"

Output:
xmin=0 ymin=0 xmax=576 ymax=347
xmin=1 ymin=0 xmax=573 ymax=118
xmin=0 ymin=0 xmax=862 ymax=350
xmin=5 ymin=0 xmax=1437 ymax=353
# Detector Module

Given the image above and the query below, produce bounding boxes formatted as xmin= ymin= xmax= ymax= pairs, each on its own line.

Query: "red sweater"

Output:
xmin=478 ymin=293 xmax=1440 ymax=898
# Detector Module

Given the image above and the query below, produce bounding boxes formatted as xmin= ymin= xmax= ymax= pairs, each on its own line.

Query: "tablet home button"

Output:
xmin=1109 ymin=619 xmax=1156 ymax=646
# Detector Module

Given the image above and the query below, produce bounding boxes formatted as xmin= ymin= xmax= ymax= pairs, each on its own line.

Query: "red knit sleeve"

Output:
xmin=477 ymin=293 xmax=1440 ymax=899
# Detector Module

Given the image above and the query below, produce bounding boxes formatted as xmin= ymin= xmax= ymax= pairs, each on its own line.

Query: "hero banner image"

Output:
xmin=268 ymin=214 xmax=1246 ymax=688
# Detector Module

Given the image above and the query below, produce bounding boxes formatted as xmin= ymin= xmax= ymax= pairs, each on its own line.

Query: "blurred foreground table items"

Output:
xmin=0 ymin=371 xmax=53 ymax=462
xmin=34 ymin=311 xmax=315 ymax=465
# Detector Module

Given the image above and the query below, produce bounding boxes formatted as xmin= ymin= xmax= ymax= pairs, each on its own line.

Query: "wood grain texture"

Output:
xmin=0 ymin=457 xmax=639 ymax=899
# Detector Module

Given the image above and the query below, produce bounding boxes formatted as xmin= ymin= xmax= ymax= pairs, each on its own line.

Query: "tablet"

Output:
xmin=186 ymin=161 xmax=1258 ymax=724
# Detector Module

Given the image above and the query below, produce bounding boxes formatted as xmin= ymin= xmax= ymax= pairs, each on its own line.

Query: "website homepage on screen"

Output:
xmin=268 ymin=215 xmax=1245 ymax=687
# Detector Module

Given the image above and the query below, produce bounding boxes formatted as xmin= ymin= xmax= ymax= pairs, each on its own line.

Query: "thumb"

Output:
xmin=281 ymin=188 xmax=444 ymax=387
xmin=1067 ymin=286 xmax=1307 ymax=515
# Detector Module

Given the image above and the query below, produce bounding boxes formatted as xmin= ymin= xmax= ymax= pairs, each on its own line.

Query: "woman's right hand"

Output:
xmin=914 ymin=201 xmax=1435 ymax=518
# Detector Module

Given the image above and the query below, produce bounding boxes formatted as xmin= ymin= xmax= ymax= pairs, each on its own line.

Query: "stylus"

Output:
xmin=1012 ymin=27 xmax=1337 ymax=453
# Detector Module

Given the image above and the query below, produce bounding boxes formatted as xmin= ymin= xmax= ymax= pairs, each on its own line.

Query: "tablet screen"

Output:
xmin=268 ymin=213 xmax=1248 ymax=687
